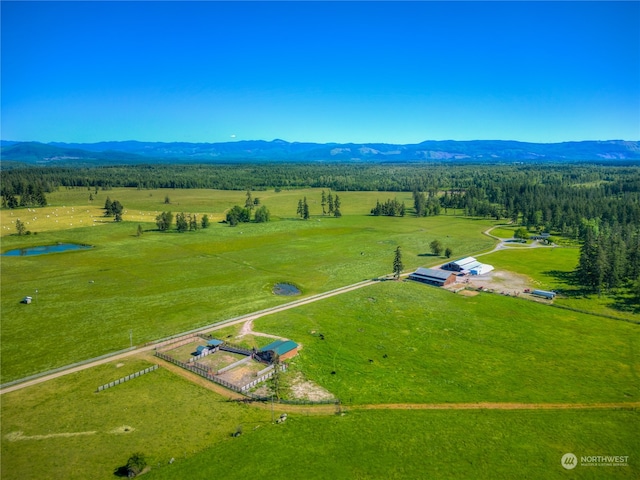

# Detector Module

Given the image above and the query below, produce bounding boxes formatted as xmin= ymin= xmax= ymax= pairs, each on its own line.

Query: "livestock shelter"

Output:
xmin=408 ymin=267 xmax=457 ymax=287
xmin=443 ymin=256 xmax=482 ymax=273
xmin=258 ymin=339 xmax=299 ymax=363
xmin=207 ymin=339 xmax=224 ymax=348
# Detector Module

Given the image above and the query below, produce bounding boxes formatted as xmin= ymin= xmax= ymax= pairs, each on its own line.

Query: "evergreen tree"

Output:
xmin=296 ymin=199 xmax=304 ymax=218
xmin=15 ymin=219 xmax=26 ymax=236
xmin=327 ymin=192 xmax=334 ymax=215
xmin=136 ymin=224 xmax=144 ymax=237
xmin=333 ymin=195 xmax=341 ymax=218
xmin=393 ymin=246 xmax=404 ymax=279
xmin=176 ymin=212 xmax=189 ymax=232
xmin=303 ymin=197 xmax=310 ymax=220
xmin=430 ymin=239 xmax=443 ymax=256
xmin=201 ymin=214 xmax=210 ymax=229
xmin=321 ymin=190 xmax=327 ymax=215
xmin=155 ymin=211 xmax=173 ymax=231
xmin=104 ymin=197 xmax=113 ymax=216
xmin=245 ymin=190 xmax=254 ymax=210
xmin=189 ymin=214 xmax=199 ymax=231
xmin=255 ymin=205 xmax=271 ymax=223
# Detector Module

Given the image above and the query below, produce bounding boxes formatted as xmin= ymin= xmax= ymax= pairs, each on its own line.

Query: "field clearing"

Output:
xmin=1 ymin=188 xmax=495 ymax=383
xmin=253 ymin=281 xmax=640 ymax=405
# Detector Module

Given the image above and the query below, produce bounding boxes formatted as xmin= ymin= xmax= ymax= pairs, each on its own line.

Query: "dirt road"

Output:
xmin=0 ymin=279 xmax=378 ymax=395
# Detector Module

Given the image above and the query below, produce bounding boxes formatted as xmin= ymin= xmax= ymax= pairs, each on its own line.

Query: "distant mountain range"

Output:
xmin=1 ymin=139 xmax=639 ymax=165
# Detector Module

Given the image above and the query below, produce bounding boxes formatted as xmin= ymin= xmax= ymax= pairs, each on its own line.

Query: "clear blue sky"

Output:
xmin=1 ymin=1 xmax=638 ymax=144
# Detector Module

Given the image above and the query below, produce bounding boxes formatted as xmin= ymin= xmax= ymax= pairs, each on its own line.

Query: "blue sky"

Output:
xmin=1 ymin=1 xmax=638 ymax=144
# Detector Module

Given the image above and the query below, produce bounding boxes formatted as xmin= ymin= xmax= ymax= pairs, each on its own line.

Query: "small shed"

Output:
xmin=21 ymin=296 xmax=32 ymax=304
xmin=207 ymin=339 xmax=224 ymax=348
xmin=258 ymin=339 xmax=299 ymax=363
xmin=408 ymin=268 xmax=457 ymax=287
xmin=195 ymin=345 xmax=208 ymax=355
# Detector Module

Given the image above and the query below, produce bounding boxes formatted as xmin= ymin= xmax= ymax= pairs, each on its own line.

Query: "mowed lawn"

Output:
xmin=254 ymin=281 xmax=640 ymax=405
xmin=0 ymin=188 xmax=495 ymax=383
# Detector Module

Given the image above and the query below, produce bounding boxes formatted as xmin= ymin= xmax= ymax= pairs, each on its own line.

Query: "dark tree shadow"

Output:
xmin=542 ymin=270 xmax=592 ymax=298
xmin=113 ymin=466 xmax=129 ymax=477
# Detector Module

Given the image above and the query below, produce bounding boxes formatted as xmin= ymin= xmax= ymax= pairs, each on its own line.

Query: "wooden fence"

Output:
xmin=155 ymin=334 xmax=198 ymax=352
xmin=96 ymin=365 xmax=158 ymax=392
xmin=240 ymin=364 xmax=285 ymax=392
xmin=216 ymin=355 xmax=252 ymax=375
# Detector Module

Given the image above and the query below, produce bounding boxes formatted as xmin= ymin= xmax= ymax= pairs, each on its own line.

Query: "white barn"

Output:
xmin=470 ymin=264 xmax=494 ymax=275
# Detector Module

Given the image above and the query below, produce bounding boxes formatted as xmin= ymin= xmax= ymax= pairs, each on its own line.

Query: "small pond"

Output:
xmin=2 ymin=243 xmax=93 ymax=257
xmin=273 ymin=283 xmax=301 ymax=296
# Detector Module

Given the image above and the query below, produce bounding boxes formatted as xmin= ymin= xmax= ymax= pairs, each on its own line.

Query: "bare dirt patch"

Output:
xmin=453 ymin=269 xmax=532 ymax=296
xmin=109 ymin=425 xmax=135 ymax=434
xmin=217 ymin=361 xmax=266 ymax=386
xmin=457 ymin=289 xmax=479 ymax=297
xmin=288 ymin=372 xmax=335 ymax=402
xmin=5 ymin=430 xmax=97 ymax=441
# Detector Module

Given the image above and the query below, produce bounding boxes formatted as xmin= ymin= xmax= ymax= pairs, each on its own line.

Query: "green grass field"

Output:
xmin=0 ymin=357 xmax=270 ymax=480
xmin=2 ymin=187 xmax=638 ymax=479
xmin=253 ymin=281 xmax=639 ymax=405
xmin=146 ymin=408 xmax=639 ymax=480
xmin=1 ymin=188 xmax=495 ymax=383
xmin=481 ymin=247 xmax=638 ymax=320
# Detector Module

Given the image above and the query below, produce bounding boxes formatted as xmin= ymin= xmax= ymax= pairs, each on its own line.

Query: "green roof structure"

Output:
xmin=259 ymin=339 xmax=298 ymax=356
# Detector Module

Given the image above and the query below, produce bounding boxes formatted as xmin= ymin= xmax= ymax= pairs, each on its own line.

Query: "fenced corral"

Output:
xmin=96 ymin=365 xmax=158 ymax=392
xmin=240 ymin=364 xmax=285 ymax=392
xmin=187 ymin=346 xmax=218 ymax=364
xmin=155 ymin=350 xmax=284 ymax=394
xmin=257 ymin=364 xmax=274 ymax=377
xmin=220 ymin=342 xmax=253 ymax=356
xmin=216 ymin=355 xmax=252 ymax=375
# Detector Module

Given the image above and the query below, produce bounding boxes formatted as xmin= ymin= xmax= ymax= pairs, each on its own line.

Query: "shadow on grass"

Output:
xmin=545 ymin=269 xmax=640 ymax=315
xmin=113 ymin=466 xmax=128 ymax=477
xmin=542 ymin=270 xmax=592 ymax=298
xmin=610 ymin=289 xmax=640 ymax=316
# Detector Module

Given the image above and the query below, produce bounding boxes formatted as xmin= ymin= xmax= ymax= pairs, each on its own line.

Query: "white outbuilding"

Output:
xmin=469 ymin=264 xmax=494 ymax=275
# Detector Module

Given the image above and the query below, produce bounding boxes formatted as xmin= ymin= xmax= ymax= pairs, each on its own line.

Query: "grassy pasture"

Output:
xmin=253 ymin=281 xmax=640 ymax=405
xmin=481 ymin=247 xmax=638 ymax=320
xmin=2 ymin=187 xmax=639 ymax=479
xmin=147 ymin=408 xmax=639 ymax=480
xmin=0 ymin=356 xmax=270 ymax=480
xmin=0 ymin=188 xmax=495 ymax=383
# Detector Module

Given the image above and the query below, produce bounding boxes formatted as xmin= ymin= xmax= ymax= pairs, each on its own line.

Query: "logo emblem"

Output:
xmin=562 ymin=453 xmax=578 ymax=470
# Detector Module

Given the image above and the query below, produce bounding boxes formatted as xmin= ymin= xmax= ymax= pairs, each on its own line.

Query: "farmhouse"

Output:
xmin=443 ymin=256 xmax=482 ymax=273
xmin=408 ymin=267 xmax=457 ymax=287
xmin=257 ymin=339 xmax=299 ymax=363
